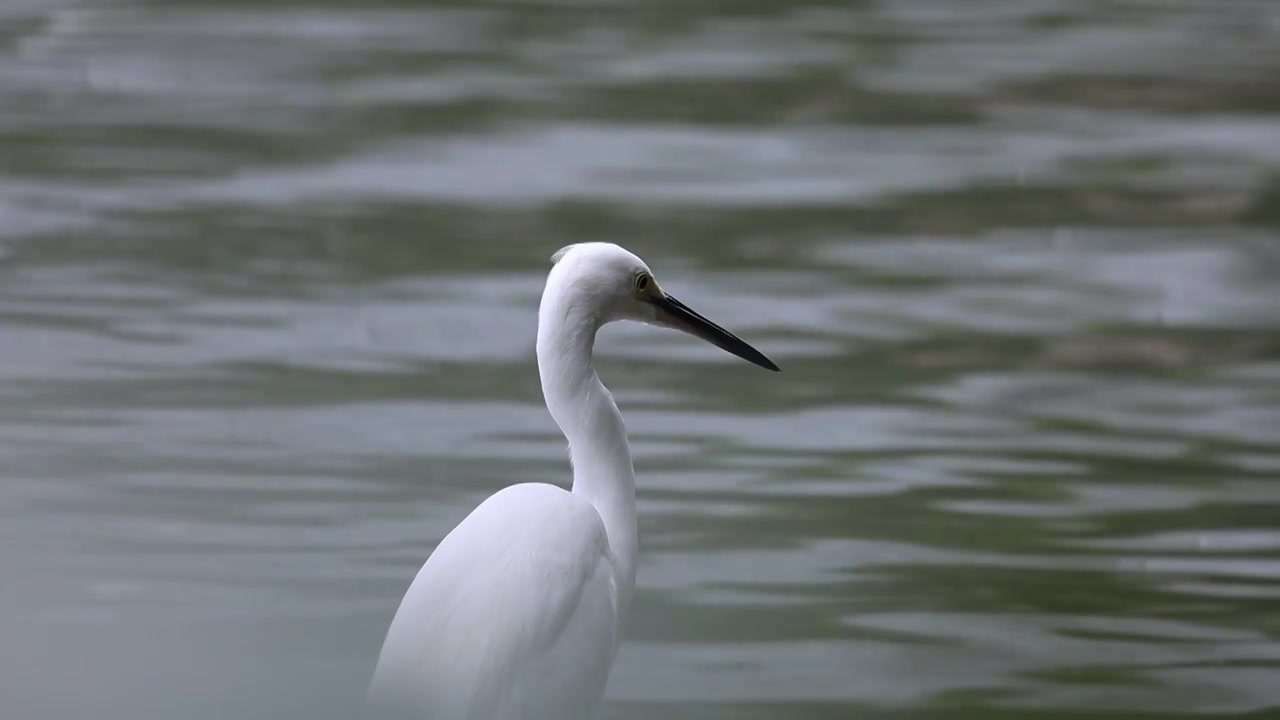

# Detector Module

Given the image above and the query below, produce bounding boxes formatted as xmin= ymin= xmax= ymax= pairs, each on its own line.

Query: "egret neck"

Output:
xmin=536 ymin=282 xmax=639 ymax=627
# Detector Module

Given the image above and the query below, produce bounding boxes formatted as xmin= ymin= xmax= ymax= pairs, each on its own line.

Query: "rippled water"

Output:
xmin=2 ymin=1 xmax=1279 ymax=719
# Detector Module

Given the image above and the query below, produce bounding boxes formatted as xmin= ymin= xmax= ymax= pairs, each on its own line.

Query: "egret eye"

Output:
xmin=635 ymin=273 xmax=651 ymax=292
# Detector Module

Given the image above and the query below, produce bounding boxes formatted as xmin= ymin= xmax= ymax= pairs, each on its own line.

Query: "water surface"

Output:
xmin=2 ymin=1 xmax=1279 ymax=718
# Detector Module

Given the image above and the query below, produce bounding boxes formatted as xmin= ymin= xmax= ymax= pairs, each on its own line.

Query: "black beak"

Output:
xmin=650 ymin=293 xmax=779 ymax=372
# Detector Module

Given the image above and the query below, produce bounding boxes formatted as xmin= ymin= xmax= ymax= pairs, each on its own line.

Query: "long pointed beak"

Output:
xmin=649 ymin=293 xmax=779 ymax=371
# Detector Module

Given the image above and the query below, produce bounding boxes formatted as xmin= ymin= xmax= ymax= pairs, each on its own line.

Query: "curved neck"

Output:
xmin=536 ymin=290 xmax=638 ymax=624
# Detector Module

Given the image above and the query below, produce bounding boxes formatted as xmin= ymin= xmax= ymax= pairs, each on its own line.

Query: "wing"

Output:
xmin=365 ymin=483 xmax=619 ymax=720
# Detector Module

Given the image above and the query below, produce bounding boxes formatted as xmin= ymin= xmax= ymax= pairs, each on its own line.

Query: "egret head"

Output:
xmin=546 ymin=243 xmax=779 ymax=371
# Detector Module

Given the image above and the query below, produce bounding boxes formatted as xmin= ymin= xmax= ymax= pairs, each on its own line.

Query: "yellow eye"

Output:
xmin=635 ymin=273 xmax=651 ymax=292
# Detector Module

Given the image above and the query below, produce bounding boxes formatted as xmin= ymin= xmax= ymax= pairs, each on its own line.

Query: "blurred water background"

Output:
xmin=2 ymin=1 xmax=1280 ymax=718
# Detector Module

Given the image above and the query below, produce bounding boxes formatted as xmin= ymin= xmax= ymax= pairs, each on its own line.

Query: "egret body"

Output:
xmin=365 ymin=243 xmax=778 ymax=720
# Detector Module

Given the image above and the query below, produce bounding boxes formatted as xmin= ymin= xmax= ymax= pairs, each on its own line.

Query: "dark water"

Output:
xmin=2 ymin=1 xmax=1279 ymax=718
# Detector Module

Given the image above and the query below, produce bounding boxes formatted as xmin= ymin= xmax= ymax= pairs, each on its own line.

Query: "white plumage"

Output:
xmin=365 ymin=243 xmax=777 ymax=720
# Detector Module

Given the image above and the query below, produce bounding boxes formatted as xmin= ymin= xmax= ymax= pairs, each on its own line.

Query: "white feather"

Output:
xmin=365 ymin=484 xmax=618 ymax=720
xmin=366 ymin=243 xmax=650 ymax=720
xmin=366 ymin=243 xmax=774 ymax=719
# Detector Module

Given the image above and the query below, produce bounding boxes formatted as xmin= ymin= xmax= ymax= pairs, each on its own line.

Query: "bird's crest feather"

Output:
xmin=551 ymin=245 xmax=580 ymax=265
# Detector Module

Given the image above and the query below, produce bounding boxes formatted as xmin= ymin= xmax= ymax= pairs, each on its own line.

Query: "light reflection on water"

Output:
xmin=1 ymin=1 xmax=1279 ymax=719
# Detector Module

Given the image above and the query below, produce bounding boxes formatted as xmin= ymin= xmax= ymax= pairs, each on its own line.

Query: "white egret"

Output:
xmin=365 ymin=242 xmax=778 ymax=720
